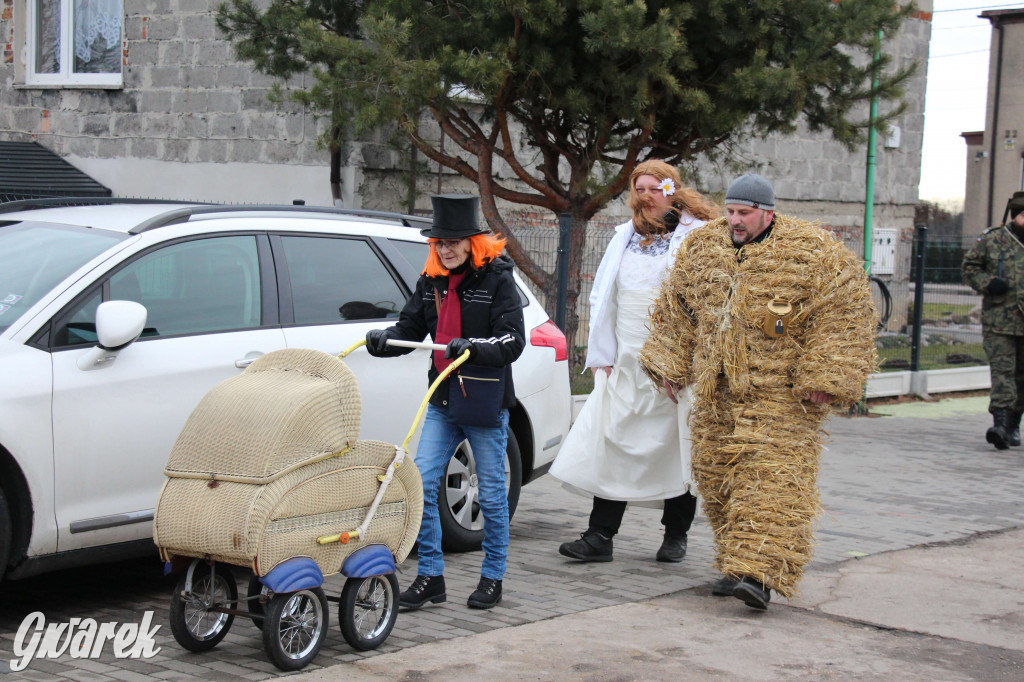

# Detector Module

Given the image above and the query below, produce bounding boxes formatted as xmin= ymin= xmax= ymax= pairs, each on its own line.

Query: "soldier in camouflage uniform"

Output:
xmin=962 ymin=191 xmax=1024 ymax=450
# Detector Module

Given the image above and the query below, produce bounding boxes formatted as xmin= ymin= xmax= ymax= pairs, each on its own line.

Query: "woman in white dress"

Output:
xmin=551 ymin=160 xmax=718 ymax=563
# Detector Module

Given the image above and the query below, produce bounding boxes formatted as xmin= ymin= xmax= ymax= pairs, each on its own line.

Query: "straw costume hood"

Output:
xmin=639 ymin=213 xmax=877 ymax=596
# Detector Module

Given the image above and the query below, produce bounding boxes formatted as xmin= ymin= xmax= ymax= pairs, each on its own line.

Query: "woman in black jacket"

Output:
xmin=365 ymin=194 xmax=524 ymax=611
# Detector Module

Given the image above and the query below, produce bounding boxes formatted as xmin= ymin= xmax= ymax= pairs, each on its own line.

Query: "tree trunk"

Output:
xmin=329 ymin=141 xmax=343 ymax=206
xmin=561 ymin=208 xmax=590 ymax=374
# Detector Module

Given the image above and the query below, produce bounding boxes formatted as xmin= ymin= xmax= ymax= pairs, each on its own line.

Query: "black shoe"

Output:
xmin=656 ymin=534 xmax=687 ymax=562
xmin=987 ymin=410 xmax=1010 ymax=450
xmin=467 ymin=577 xmax=502 ymax=609
xmin=711 ymin=575 xmax=738 ymax=596
xmin=399 ymin=574 xmax=446 ymax=610
xmin=1009 ymin=410 xmax=1022 ymax=446
xmin=559 ymin=530 xmax=613 ymax=562
xmin=732 ymin=576 xmax=771 ymax=610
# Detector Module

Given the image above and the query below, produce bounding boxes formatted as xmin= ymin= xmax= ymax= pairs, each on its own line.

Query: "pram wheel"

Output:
xmin=339 ymin=573 xmax=399 ymax=651
xmin=169 ymin=563 xmax=237 ymax=652
xmin=261 ymin=587 xmax=328 ymax=671
xmin=246 ymin=574 xmax=266 ymax=630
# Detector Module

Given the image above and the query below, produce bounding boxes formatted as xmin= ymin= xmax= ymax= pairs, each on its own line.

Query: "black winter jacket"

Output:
xmin=378 ymin=255 xmax=526 ymax=409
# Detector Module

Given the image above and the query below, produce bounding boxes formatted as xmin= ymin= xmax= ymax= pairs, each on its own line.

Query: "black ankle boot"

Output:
xmin=656 ymin=533 xmax=687 ymax=562
xmin=987 ymin=410 xmax=1011 ymax=450
xmin=558 ymin=529 xmax=613 ymax=562
xmin=1008 ymin=410 xmax=1022 ymax=447
xmin=732 ymin=576 xmax=771 ymax=610
xmin=467 ymin=577 xmax=502 ymax=609
xmin=711 ymin=575 xmax=738 ymax=596
xmin=399 ymin=574 xmax=446 ymax=609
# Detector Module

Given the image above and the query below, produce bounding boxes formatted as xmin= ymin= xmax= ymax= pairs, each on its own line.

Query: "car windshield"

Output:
xmin=0 ymin=220 xmax=126 ymax=334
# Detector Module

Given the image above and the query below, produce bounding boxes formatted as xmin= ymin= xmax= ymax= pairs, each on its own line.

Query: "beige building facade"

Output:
xmin=963 ymin=8 xmax=1024 ymax=241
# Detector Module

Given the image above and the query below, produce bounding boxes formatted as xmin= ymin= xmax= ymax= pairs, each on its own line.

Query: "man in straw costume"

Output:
xmin=639 ymin=173 xmax=877 ymax=610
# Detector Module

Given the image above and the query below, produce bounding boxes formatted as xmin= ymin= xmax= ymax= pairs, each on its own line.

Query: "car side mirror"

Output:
xmin=76 ymin=301 xmax=148 ymax=371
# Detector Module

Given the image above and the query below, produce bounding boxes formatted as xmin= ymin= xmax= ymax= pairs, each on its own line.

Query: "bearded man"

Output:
xmin=639 ymin=173 xmax=877 ymax=610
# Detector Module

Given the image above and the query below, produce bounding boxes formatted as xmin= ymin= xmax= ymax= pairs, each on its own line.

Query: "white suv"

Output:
xmin=0 ymin=199 xmax=571 ymax=581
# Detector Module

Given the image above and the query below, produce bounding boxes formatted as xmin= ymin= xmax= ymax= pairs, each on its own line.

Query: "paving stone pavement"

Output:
xmin=1 ymin=406 xmax=1022 ymax=680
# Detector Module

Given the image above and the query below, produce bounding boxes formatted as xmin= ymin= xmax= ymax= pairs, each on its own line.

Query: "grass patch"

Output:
xmin=907 ymin=302 xmax=976 ymax=319
xmin=878 ymin=342 xmax=986 ymax=371
xmin=570 ymin=370 xmax=594 ymax=395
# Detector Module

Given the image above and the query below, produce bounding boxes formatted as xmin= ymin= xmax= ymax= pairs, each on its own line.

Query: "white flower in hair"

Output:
xmin=659 ymin=178 xmax=676 ymax=197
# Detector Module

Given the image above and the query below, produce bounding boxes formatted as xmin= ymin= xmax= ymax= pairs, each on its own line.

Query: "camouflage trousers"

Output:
xmin=982 ymin=330 xmax=1024 ymax=413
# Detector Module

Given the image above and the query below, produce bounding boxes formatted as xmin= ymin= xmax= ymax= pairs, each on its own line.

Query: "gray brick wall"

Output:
xmin=0 ymin=2 xmax=927 ymax=234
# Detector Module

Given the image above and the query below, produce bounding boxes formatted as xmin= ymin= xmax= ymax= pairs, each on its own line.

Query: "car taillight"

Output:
xmin=530 ymin=320 xmax=568 ymax=361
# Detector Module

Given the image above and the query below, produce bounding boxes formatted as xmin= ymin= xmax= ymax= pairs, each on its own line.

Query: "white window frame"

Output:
xmin=24 ymin=0 xmax=123 ymax=87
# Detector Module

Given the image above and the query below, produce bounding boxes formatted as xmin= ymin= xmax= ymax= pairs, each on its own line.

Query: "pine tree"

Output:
xmin=218 ymin=0 xmax=914 ymax=350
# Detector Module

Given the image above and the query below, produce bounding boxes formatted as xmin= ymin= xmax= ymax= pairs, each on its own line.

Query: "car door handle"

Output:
xmin=234 ymin=352 xmax=265 ymax=369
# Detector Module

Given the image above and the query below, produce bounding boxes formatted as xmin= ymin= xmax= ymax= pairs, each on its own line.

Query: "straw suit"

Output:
xmin=640 ymin=207 xmax=877 ymax=599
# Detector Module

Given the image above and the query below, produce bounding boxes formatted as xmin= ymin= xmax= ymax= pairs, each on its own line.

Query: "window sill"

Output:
xmin=14 ymin=82 xmax=124 ymax=90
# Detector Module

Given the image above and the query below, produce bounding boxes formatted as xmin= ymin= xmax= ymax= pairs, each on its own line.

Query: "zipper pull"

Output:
xmin=458 ymin=373 xmax=467 ymax=397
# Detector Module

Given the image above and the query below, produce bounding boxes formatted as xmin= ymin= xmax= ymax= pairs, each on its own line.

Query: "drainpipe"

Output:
xmin=863 ymin=31 xmax=881 ymax=275
xmin=987 ymin=18 xmax=1004 ymax=227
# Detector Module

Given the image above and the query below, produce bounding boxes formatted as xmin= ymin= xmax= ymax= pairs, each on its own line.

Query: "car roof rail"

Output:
xmin=0 ymin=196 xmax=201 ymax=215
xmin=185 ymin=204 xmax=433 ymax=231
xmin=128 ymin=204 xmax=433 ymax=234
xmin=0 ymin=197 xmax=433 ymax=233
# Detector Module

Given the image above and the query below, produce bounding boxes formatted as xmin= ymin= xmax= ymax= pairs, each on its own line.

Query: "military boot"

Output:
xmin=986 ymin=410 xmax=1011 ymax=450
xmin=1008 ymin=410 xmax=1022 ymax=447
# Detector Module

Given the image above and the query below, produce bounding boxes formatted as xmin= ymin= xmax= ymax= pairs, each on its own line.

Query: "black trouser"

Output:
xmin=589 ymin=492 xmax=697 ymax=538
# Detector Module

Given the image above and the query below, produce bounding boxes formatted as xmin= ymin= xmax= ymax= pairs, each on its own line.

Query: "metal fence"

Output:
xmin=874 ymin=229 xmax=984 ymax=372
xmin=510 ymin=223 xmax=986 ymax=374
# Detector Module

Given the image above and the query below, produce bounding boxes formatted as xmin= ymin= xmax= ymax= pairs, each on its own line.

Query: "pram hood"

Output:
xmin=163 ymin=348 xmax=362 ymax=484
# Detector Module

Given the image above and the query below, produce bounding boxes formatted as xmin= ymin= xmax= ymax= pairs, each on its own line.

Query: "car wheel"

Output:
xmin=0 ymin=488 xmax=11 ymax=581
xmin=439 ymin=428 xmax=522 ymax=553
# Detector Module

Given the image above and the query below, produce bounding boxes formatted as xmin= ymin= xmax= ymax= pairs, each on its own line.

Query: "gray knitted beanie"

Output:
xmin=725 ymin=173 xmax=775 ymax=210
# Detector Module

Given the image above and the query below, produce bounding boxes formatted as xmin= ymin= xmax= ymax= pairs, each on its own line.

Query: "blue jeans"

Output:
xmin=415 ymin=404 xmax=510 ymax=580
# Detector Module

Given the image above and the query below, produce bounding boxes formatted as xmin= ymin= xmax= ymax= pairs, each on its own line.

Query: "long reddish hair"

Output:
xmin=423 ymin=233 xmax=508 ymax=277
xmin=628 ymin=160 xmax=718 ymax=244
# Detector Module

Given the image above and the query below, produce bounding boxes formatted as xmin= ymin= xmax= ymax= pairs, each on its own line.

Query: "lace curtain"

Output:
xmin=74 ymin=0 xmax=121 ymax=73
xmin=34 ymin=0 xmax=121 ymax=74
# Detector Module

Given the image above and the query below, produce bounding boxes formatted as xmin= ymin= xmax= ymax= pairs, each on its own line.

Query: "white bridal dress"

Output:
xmin=550 ymin=234 xmax=692 ymax=503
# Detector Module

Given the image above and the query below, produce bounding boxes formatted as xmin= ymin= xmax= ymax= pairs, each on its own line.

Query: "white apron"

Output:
xmin=550 ymin=287 xmax=693 ymax=502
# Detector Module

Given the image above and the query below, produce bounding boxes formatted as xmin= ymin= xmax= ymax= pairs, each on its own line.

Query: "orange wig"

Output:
xmin=423 ymin=233 xmax=508 ymax=277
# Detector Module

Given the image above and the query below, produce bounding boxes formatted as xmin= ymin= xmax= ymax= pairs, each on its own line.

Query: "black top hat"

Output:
xmin=421 ymin=194 xmax=489 ymax=239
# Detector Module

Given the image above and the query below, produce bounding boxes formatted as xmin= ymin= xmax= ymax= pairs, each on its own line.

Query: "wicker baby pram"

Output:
xmin=153 ymin=343 xmax=460 ymax=671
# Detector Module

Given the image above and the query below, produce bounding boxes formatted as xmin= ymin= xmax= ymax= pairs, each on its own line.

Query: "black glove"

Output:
xmin=661 ymin=209 xmax=680 ymax=231
xmin=987 ymin=278 xmax=1010 ymax=296
xmin=365 ymin=328 xmax=391 ymax=356
xmin=445 ymin=337 xmax=476 ymax=360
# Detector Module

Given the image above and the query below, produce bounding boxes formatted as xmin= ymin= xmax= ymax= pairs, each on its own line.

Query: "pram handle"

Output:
xmin=385 ymin=339 xmax=446 ymax=351
xmin=318 ymin=339 xmax=471 ymax=547
xmin=337 ymin=338 xmax=447 ymax=358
